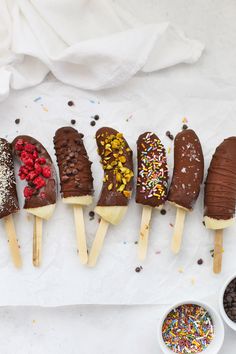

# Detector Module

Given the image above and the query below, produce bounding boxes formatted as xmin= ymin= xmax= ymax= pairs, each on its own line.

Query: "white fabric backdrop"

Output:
xmin=0 ymin=0 xmax=203 ymax=100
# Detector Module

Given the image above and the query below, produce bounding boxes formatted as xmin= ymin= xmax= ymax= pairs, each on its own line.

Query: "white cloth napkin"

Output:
xmin=0 ymin=0 xmax=204 ymax=101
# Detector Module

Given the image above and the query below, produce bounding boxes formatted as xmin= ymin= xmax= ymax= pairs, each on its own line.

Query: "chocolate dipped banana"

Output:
xmin=88 ymin=127 xmax=133 ymax=266
xmin=136 ymin=132 xmax=168 ymax=260
xmin=204 ymin=137 xmax=236 ymax=273
xmin=168 ymin=129 xmax=204 ymax=254
xmin=54 ymin=127 xmax=94 ymax=264
xmin=0 ymin=138 xmax=22 ymax=268
xmin=13 ymin=136 xmax=57 ymax=266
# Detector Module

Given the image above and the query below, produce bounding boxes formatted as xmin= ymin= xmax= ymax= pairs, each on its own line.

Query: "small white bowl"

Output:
xmin=158 ymin=300 xmax=224 ymax=354
xmin=219 ymin=273 xmax=236 ymax=331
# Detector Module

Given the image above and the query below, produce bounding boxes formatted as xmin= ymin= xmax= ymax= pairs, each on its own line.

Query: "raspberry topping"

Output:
xmin=23 ymin=186 xmax=34 ymax=199
xmin=42 ymin=166 xmax=51 ymax=178
xmin=15 ymin=139 xmax=52 ymax=199
xmin=33 ymin=176 xmax=46 ymax=189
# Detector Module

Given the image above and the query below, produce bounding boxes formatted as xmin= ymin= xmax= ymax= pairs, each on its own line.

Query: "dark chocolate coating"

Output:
xmin=136 ymin=132 xmax=168 ymax=207
xmin=54 ymin=127 xmax=94 ymax=198
xmin=0 ymin=138 xmax=19 ymax=218
xmin=204 ymin=137 xmax=236 ymax=220
xmin=96 ymin=127 xmax=133 ymax=206
xmin=12 ymin=136 xmax=57 ymax=209
xmin=168 ymin=129 xmax=204 ymax=210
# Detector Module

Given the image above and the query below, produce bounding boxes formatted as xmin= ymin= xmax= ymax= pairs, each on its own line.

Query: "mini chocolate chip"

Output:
xmin=166 ymin=131 xmax=171 ymax=137
xmin=94 ymin=114 xmax=99 ymax=121
xmin=15 ymin=118 xmax=20 ymax=124
xmin=169 ymin=134 xmax=174 ymax=140
xmin=182 ymin=124 xmax=188 ymax=130
xmin=72 ymin=168 xmax=78 ymax=175
xmin=197 ymin=258 xmax=203 ymax=265
xmin=134 ymin=241 xmax=138 ymax=245
xmin=160 ymin=209 xmax=166 ymax=215
xmin=66 ymin=168 xmax=72 ymax=175
xmin=68 ymin=101 xmax=74 ymax=107
xmin=90 ymin=121 xmax=96 ymax=127
xmin=202 ymin=221 xmax=205 ymax=226
xmin=135 ymin=266 xmax=143 ymax=273
xmin=89 ymin=211 xmax=95 ymax=218
xmin=71 ymin=119 xmax=76 ymax=125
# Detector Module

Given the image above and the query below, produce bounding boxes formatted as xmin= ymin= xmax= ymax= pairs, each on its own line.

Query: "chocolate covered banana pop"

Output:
xmin=54 ymin=127 xmax=94 ymax=264
xmin=168 ymin=129 xmax=204 ymax=253
xmin=136 ymin=132 xmax=168 ymax=260
xmin=0 ymin=138 xmax=22 ymax=267
xmin=204 ymin=137 xmax=236 ymax=273
xmin=88 ymin=127 xmax=133 ymax=266
xmin=13 ymin=136 xmax=57 ymax=266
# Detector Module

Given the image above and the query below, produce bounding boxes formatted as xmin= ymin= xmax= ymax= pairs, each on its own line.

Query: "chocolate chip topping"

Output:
xmin=204 ymin=137 xmax=236 ymax=220
xmin=12 ymin=135 xmax=57 ymax=209
xmin=0 ymin=139 xmax=19 ymax=218
xmin=136 ymin=132 xmax=168 ymax=207
xmin=96 ymin=127 xmax=133 ymax=206
xmin=223 ymin=278 xmax=236 ymax=322
xmin=54 ymin=127 xmax=94 ymax=198
xmin=168 ymin=129 xmax=204 ymax=210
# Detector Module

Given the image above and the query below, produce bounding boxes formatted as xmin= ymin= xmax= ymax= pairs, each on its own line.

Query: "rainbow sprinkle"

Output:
xmin=137 ymin=133 xmax=168 ymax=200
xmin=162 ymin=304 xmax=214 ymax=353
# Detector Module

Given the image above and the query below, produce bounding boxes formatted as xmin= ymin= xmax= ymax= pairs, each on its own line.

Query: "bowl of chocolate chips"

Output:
xmin=219 ymin=274 xmax=236 ymax=331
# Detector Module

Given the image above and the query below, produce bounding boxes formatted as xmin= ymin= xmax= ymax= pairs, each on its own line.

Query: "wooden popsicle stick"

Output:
xmin=73 ymin=205 xmax=88 ymax=265
xmin=33 ymin=216 xmax=43 ymax=267
xmin=138 ymin=205 xmax=152 ymax=261
xmin=88 ymin=218 xmax=109 ymax=267
xmin=171 ymin=207 xmax=186 ymax=254
xmin=4 ymin=214 xmax=22 ymax=268
xmin=213 ymin=229 xmax=223 ymax=274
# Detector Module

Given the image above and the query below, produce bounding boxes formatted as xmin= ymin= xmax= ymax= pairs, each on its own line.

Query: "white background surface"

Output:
xmin=1 ymin=0 xmax=236 ymax=353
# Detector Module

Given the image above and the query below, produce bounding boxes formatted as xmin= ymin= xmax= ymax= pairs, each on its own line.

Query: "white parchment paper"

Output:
xmin=0 ymin=73 xmax=235 ymax=306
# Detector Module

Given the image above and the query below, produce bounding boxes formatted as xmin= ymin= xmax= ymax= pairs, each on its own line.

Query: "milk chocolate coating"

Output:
xmin=204 ymin=137 xmax=236 ymax=220
xmin=12 ymin=136 xmax=57 ymax=209
xmin=96 ymin=127 xmax=133 ymax=206
xmin=136 ymin=132 xmax=168 ymax=207
xmin=168 ymin=129 xmax=204 ymax=210
xmin=0 ymin=138 xmax=19 ymax=218
xmin=54 ymin=127 xmax=94 ymax=198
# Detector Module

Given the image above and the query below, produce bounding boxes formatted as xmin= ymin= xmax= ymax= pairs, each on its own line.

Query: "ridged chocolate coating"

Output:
xmin=136 ymin=132 xmax=168 ymax=207
xmin=96 ymin=127 xmax=133 ymax=206
xmin=0 ymin=138 xmax=19 ymax=218
xmin=54 ymin=127 xmax=94 ymax=198
xmin=204 ymin=137 xmax=236 ymax=220
xmin=168 ymin=129 xmax=204 ymax=210
xmin=12 ymin=136 xmax=57 ymax=209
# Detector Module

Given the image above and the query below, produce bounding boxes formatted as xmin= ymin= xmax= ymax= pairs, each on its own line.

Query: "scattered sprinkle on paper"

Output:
xmin=191 ymin=277 xmax=196 ymax=285
xmin=182 ymin=117 xmax=188 ymax=123
xmin=169 ymin=223 xmax=174 ymax=228
xmin=126 ymin=114 xmax=133 ymax=122
xmin=89 ymin=99 xmax=95 ymax=104
xmin=32 ymin=320 xmax=36 ymax=324
xmin=167 ymin=147 xmax=171 ymax=154
xmin=34 ymin=96 xmax=42 ymax=102
xmin=155 ymin=250 xmax=161 ymax=255
xmin=41 ymin=104 xmax=48 ymax=112
xmin=178 ymin=267 xmax=184 ymax=273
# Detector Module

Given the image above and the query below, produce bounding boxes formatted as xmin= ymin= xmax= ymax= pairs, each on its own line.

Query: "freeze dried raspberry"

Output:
xmin=19 ymin=174 xmax=26 ymax=180
xmin=15 ymin=139 xmax=24 ymax=151
xmin=33 ymin=176 xmax=46 ymax=189
xmin=34 ymin=162 xmax=42 ymax=175
xmin=40 ymin=192 xmax=46 ymax=199
xmin=24 ymin=143 xmax=36 ymax=153
xmin=33 ymin=150 xmax=38 ymax=159
xmin=37 ymin=157 xmax=46 ymax=165
xmin=23 ymin=186 xmax=34 ymax=199
xmin=42 ymin=166 xmax=51 ymax=178
xmin=20 ymin=151 xmax=34 ymax=166
xmin=19 ymin=166 xmax=29 ymax=175
xmin=26 ymin=171 xmax=38 ymax=181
